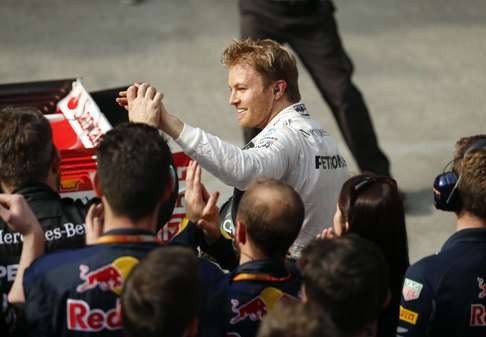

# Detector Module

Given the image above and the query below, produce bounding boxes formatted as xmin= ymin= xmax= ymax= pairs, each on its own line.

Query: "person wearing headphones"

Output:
xmin=23 ymin=123 xmax=225 ymax=337
xmin=397 ymin=135 xmax=486 ymax=337
xmin=118 ymin=39 xmax=348 ymax=257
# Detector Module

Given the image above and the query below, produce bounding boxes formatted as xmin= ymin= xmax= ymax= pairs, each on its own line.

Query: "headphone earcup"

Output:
xmin=433 ymin=171 xmax=460 ymax=212
xmin=157 ymin=160 xmax=179 ymax=231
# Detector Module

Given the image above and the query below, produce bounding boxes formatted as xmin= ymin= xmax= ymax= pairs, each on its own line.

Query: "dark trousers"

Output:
xmin=239 ymin=0 xmax=391 ymax=176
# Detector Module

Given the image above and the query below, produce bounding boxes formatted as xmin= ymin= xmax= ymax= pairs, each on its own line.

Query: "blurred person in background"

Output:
xmin=257 ymin=301 xmax=338 ymax=337
xmin=0 ymin=106 xmax=86 ymax=294
xmin=300 ymin=235 xmax=389 ymax=337
xmin=121 ymin=246 xmax=200 ymax=337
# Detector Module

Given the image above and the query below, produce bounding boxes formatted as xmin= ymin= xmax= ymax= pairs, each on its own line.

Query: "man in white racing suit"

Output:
xmin=120 ymin=39 xmax=348 ymax=256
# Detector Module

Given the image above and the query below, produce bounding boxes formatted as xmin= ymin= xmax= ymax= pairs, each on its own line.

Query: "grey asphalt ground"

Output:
xmin=1 ymin=0 xmax=485 ymax=262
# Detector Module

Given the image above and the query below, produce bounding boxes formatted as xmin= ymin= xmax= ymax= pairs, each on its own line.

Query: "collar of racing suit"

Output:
xmin=230 ymin=258 xmax=297 ymax=283
xmin=265 ymin=102 xmax=309 ymax=129
xmin=93 ymin=228 xmax=160 ymax=245
xmin=441 ymin=227 xmax=486 ymax=252
xmin=99 ymin=228 xmax=157 ymax=237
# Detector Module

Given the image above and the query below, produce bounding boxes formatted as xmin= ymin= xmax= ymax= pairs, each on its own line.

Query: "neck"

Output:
xmin=102 ymin=198 xmax=156 ymax=234
xmin=266 ymin=99 xmax=294 ymax=125
xmin=456 ymin=211 xmax=486 ymax=231
xmin=238 ymin=242 xmax=267 ymax=265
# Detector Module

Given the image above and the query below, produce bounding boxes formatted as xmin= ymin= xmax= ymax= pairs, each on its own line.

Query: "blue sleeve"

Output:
xmin=23 ymin=265 xmax=55 ymax=337
xmin=397 ymin=261 xmax=435 ymax=337
xmin=170 ymin=219 xmax=205 ymax=252
xmin=197 ymin=260 xmax=227 ymax=337
xmin=0 ymin=293 xmax=17 ymax=336
xmin=171 ymin=219 xmax=238 ymax=271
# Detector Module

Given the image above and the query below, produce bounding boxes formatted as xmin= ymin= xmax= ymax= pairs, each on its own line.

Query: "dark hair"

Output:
xmin=237 ymin=178 xmax=304 ymax=258
xmin=0 ymin=106 xmax=54 ymax=188
xmin=452 ymin=135 xmax=486 ymax=219
xmin=338 ymin=173 xmax=409 ymax=312
xmin=300 ymin=236 xmax=389 ymax=337
xmin=122 ymin=246 xmax=201 ymax=337
xmin=257 ymin=301 xmax=338 ymax=337
xmin=96 ymin=123 xmax=171 ymax=222
xmin=222 ymin=39 xmax=301 ymax=102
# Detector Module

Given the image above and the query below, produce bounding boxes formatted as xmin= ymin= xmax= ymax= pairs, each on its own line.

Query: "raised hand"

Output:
xmin=184 ymin=160 xmax=221 ymax=242
xmin=0 ymin=194 xmax=42 ymax=235
xmin=85 ymin=202 xmax=104 ymax=245
xmin=126 ymin=83 xmax=163 ymax=127
xmin=0 ymin=194 xmax=44 ymax=303
xmin=117 ymin=82 xmax=183 ymax=138
xmin=315 ymin=227 xmax=335 ymax=240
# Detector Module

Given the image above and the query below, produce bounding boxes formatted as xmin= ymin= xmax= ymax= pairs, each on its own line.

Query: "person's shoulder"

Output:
xmin=277 ymin=111 xmax=337 ymax=145
xmin=25 ymin=245 xmax=102 ymax=280
xmin=405 ymin=253 xmax=447 ymax=286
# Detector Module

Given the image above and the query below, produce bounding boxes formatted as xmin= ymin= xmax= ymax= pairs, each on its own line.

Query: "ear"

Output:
xmin=92 ymin=172 xmax=103 ymax=197
xmin=235 ymin=220 xmax=247 ymax=245
xmin=273 ymin=80 xmax=287 ymax=99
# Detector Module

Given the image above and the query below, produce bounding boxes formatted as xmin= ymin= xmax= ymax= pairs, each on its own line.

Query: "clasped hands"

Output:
xmin=116 ymin=82 xmax=166 ymax=128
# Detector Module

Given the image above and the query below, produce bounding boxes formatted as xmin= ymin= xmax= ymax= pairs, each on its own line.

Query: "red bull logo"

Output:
xmin=77 ymin=264 xmax=122 ymax=293
xmin=470 ymin=277 xmax=486 ymax=326
xmin=67 ymin=299 xmax=122 ymax=331
xmin=76 ymin=257 xmax=139 ymax=295
xmin=229 ymin=287 xmax=294 ymax=325
xmin=478 ymin=277 xmax=486 ymax=299
xmin=230 ymin=297 xmax=267 ymax=324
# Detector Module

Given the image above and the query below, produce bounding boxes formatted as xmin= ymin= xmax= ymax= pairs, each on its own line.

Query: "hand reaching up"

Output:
xmin=0 ymin=194 xmax=42 ymax=236
xmin=116 ymin=82 xmax=184 ymax=138
xmin=0 ymin=194 xmax=44 ymax=303
xmin=184 ymin=160 xmax=221 ymax=243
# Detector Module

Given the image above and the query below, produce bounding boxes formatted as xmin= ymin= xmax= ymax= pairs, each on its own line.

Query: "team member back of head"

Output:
xmin=23 ymin=123 xmax=173 ymax=336
xmin=257 ymin=301 xmax=338 ymax=337
xmin=0 ymin=106 xmax=86 ymax=293
xmin=300 ymin=236 xmax=389 ymax=337
xmin=122 ymin=246 xmax=201 ymax=337
xmin=181 ymin=164 xmax=305 ymax=337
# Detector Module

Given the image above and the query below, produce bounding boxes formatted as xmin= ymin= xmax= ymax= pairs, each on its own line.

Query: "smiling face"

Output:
xmin=227 ymin=62 xmax=276 ymax=129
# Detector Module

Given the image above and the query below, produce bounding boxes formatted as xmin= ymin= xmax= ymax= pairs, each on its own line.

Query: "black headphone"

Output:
xmin=273 ymin=86 xmax=279 ymax=94
xmin=433 ymin=139 xmax=486 ymax=212
xmin=156 ymin=160 xmax=179 ymax=231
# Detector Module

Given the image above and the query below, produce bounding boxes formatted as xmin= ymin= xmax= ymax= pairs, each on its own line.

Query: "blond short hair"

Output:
xmin=222 ymin=39 xmax=301 ymax=102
